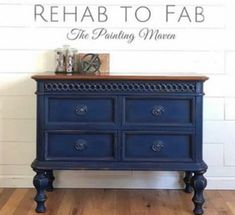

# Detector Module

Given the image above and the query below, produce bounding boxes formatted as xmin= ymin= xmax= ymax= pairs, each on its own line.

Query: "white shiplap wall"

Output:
xmin=0 ymin=0 xmax=235 ymax=189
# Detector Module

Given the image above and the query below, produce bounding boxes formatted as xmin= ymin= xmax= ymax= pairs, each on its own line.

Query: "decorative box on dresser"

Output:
xmin=31 ymin=73 xmax=208 ymax=215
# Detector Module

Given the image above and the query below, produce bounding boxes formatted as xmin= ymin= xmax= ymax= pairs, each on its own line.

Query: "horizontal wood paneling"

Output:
xmin=0 ymin=119 xmax=35 ymax=142
xmin=0 ymin=0 xmax=235 ymax=189
xmin=204 ymin=75 xmax=235 ymax=97
xmin=111 ymin=51 xmax=225 ymax=75
xmin=0 ymin=50 xmax=224 ymax=74
xmin=0 ymin=165 xmax=33 ymax=176
xmin=0 ymin=96 xmax=35 ymax=119
xmin=0 ymin=28 xmax=225 ymax=50
xmin=203 ymin=144 xmax=224 ymax=166
xmin=225 ymin=98 xmax=235 ymax=120
xmin=0 ymin=141 xmax=35 ymax=164
xmin=0 ymin=74 xmax=35 ymax=96
xmin=0 ymin=51 xmax=55 ymax=73
xmin=204 ymin=98 xmax=224 ymax=120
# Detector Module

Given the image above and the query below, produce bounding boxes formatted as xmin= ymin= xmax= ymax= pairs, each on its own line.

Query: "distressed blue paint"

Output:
xmin=123 ymin=131 xmax=193 ymax=161
xmin=45 ymin=130 xmax=117 ymax=161
xmin=124 ymin=97 xmax=193 ymax=125
xmin=47 ymin=96 xmax=116 ymax=123
xmin=32 ymin=78 xmax=207 ymax=214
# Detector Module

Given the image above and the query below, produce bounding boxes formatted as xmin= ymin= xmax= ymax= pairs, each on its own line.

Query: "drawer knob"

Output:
xmin=74 ymin=139 xmax=87 ymax=151
xmin=152 ymin=106 xmax=165 ymax=117
xmin=75 ymin=104 xmax=88 ymax=115
xmin=152 ymin=141 xmax=164 ymax=152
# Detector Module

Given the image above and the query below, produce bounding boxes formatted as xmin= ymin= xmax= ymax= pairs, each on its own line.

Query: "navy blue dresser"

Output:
xmin=31 ymin=73 xmax=208 ymax=215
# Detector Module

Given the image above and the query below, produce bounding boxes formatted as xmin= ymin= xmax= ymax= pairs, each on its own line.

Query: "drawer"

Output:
xmin=46 ymin=96 xmax=116 ymax=125
xmin=124 ymin=97 xmax=193 ymax=126
xmin=45 ymin=131 xmax=117 ymax=161
xmin=122 ymin=131 xmax=193 ymax=161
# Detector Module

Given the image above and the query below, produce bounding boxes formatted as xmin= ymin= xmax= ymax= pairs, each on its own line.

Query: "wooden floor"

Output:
xmin=0 ymin=188 xmax=235 ymax=215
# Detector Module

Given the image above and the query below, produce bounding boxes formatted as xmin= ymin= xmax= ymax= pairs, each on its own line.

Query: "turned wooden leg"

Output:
xmin=45 ymin=170 xmax=55 ymax=192
xmin=191 ymin=170 xmax=207 ymax=215
xmin=33 ymin=169 xmax=49 ymax=213
xmin=184 ymin=171 xmax=193 ymax=193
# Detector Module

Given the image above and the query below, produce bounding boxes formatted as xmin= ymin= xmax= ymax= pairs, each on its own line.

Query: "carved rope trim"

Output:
xmin=44 ymin=82 xmax=196 ymax=93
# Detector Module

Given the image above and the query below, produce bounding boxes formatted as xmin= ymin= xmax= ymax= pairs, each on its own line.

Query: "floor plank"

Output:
xmin=0 ymin=189 xmax=235 ymax=215
xmin=13 ymin=189 xmax=35 ymax=215
xmin=0 ymin=189 xmax=16 ymax=210
xmin=0 ymin=189 xmax=28 ymax=215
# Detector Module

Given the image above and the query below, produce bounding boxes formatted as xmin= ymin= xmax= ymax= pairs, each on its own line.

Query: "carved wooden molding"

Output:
xmin=44 ymin=81 xmax=196 ymax=93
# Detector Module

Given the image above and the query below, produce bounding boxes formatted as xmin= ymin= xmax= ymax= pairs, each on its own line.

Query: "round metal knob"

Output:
xmin=152 ymin=141 xmax=164 ymax=152
xmin=75 ymin=104 xmax=87 ymax=115
xmin=152 ymin=105 xmax=165 ymax=117
xmin=74 ymin=139 xmax=87 ymax=151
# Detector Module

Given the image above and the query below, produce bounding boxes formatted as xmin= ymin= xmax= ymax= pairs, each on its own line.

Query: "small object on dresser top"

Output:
xmin=55 ymin=45 xmax=77 ymax=74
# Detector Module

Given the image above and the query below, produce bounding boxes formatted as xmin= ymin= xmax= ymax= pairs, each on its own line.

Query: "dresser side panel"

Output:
xmin=36 ymin=80 xmax=46 ymax=161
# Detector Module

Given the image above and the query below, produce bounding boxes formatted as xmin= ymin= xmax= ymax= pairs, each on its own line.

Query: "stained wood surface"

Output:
xmin=0 ymin=189 xmax=234 ymax=215
xmin=31 ymin=73 xmax=209 ymax=81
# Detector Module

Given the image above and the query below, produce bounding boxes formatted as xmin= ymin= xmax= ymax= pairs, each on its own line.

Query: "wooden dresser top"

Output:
xmin=32 ymin=72 xmax=208 ymax=81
